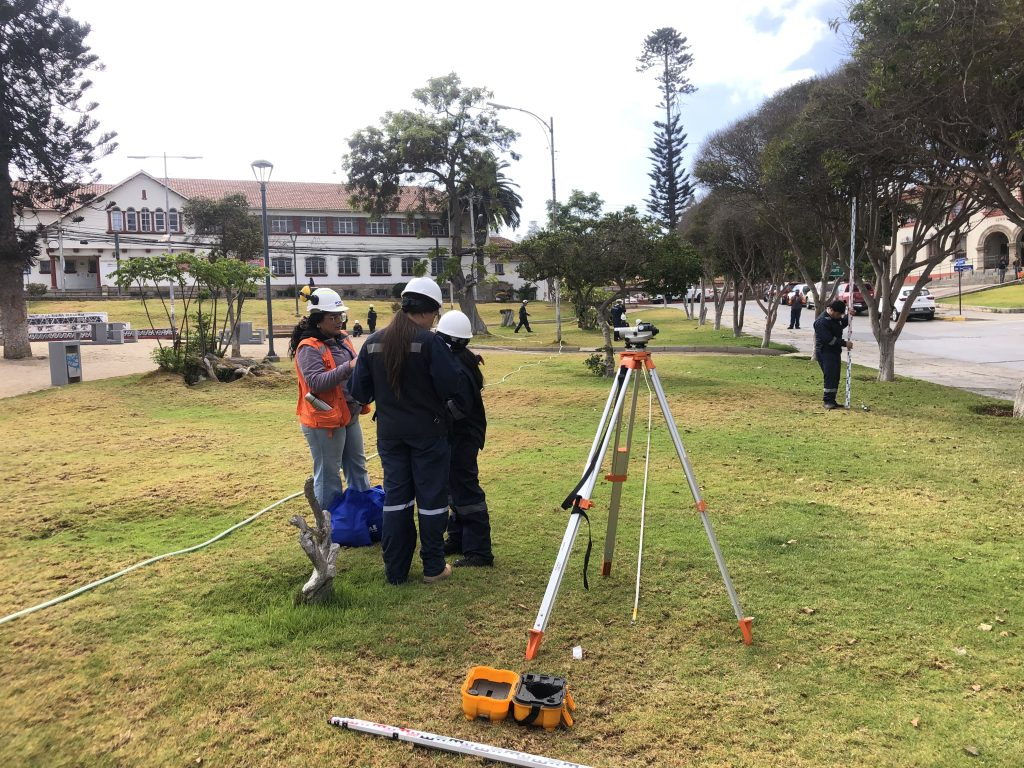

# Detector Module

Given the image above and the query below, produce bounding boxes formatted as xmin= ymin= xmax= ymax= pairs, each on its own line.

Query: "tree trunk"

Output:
xmin=1013 ymin=378 xmax=1024 ymax=419
xmin=877 ymin=332 xmax=896 ymax=382
xmin=0 ymin=258 xmax=31 ymax=359
xmin=456 ymin=293 xmax=488 ymax=336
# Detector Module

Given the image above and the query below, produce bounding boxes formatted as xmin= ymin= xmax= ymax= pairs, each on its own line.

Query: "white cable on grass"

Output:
xmin=0 ymin=490 xmax=305 ymax=627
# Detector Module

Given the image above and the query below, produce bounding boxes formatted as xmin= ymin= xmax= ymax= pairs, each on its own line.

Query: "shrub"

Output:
xmin=26 ymin=282 xmax=48 ymax=297
xmin=583 ymin=348 xmax=613 ymax=377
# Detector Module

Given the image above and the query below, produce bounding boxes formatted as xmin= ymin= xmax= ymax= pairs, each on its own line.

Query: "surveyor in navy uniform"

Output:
xmin=435 ymin=310 xmax=494 ymax=568
xmin=609 ymin=299 xmax=627 ymax=341
xmin=347 ymin=277 xmax=467 ymax=585
xmin=514 ymin=300 xmax=532 ymax=333
xmin=813 ymin=299 xmax=853 ymax=410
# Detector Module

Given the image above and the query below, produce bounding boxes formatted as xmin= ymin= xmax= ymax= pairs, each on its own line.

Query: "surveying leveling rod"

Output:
xmin=329 ymin=717 xmax=594 ymax=768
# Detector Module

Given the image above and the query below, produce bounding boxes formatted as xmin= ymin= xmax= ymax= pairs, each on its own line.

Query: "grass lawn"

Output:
xmin=27 ymin=298 xmax=784 ymax=352
xmin=1 ymin=351 xmax=1021 ymax=767
xmin=936 ymin=284 xmax=1024 ymax=309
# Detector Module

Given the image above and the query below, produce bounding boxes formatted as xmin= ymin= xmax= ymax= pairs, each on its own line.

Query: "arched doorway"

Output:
xmin=983 ymin=232 xmax=1009 ymax=269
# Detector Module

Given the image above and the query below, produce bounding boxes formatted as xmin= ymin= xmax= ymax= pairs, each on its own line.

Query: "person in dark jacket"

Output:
xmin=288 ymin=288 xmax=370 ymax=511
xmin=435 ymin=310 xmax=494 ymax=568
xmin=347 ymin=277 xmax=465 ymax=585
xmin=514 ymin=300 xmax=532 ymax=333
xmin=366 ymin=305 xmax=377 ymax=333
xmin=788 ymin=287 xmax=805 ymax=329
xmin=609 ymin=300 xmax=627 ymax=341
xmin=813 ymin=299 xmax=853 ymax=410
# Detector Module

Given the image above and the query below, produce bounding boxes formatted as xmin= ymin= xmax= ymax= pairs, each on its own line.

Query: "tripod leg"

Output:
xmin=602 ymin=372 xmax=641 ymax=576
xmin=527 ymin=365 xmax=635 ymax=659
xmin=648 ymin=366 xmax=754 ymax=645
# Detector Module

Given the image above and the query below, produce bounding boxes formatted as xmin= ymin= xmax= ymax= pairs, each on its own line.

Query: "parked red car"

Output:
xmin=834 ymin=282 xmax=874 ymax=314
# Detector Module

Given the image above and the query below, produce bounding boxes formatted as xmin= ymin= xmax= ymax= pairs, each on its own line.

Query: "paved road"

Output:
xmin=734 ymin=302 xmax=1024 ymax=401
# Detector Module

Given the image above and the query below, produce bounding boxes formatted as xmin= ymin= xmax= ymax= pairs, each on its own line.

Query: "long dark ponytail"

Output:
xmin=381 ymin=310 xmax=419 ymax=396
xmin=288 ymin=311 xmax=327 ymax=358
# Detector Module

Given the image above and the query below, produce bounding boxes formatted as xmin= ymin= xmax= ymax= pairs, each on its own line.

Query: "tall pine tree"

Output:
xmin=0 ymin=0 xmax=115 ymax=359
xmin=637 ymin=27 xmax=696 ymax=231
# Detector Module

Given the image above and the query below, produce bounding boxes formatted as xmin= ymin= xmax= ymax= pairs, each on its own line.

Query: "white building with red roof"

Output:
xmin=21 ymin=171 xmax=540 ymax=301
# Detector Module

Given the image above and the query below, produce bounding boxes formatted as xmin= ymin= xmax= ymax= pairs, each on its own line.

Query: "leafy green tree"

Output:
xmin=0 ymin=0 xmax=116 ymax=359
xmin=637 ymin=27 xmax=696 ymax=230
xmin=343 ymin=73 xmax=520 ymax=334
xmin=182 ymin=194 xmax=263 ymax=357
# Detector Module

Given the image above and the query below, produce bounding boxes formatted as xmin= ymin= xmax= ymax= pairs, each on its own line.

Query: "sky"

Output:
xmin=64 ymin=0 xmax=850 ymax=239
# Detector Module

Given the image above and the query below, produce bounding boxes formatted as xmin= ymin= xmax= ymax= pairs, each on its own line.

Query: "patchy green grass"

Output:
xmin=936 ymin=284 xmax=1024 ymax=309
xmin=28 ymin=298 xmax=783 ymax=352
xmin=1 ymin=352 xmax=1021 ymax=767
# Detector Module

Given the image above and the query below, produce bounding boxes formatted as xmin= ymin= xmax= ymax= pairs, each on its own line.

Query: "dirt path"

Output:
xmin=0 ymin=338 xmax=280 ymax=399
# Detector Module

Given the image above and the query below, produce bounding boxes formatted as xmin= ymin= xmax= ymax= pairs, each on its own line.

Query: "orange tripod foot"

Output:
xmin=525 ymin=629 xmax=544 ymax=660
xmin=739 ymin=617 xmax=754 ymax=645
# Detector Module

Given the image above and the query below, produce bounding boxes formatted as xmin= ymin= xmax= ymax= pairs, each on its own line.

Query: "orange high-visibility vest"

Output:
xmin=295 ymin=337 xmax=353 ymax=430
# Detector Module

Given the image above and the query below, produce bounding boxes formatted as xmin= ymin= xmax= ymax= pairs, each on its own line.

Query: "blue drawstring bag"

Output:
xmin=329 ymin=485 xmax=385 ymax=547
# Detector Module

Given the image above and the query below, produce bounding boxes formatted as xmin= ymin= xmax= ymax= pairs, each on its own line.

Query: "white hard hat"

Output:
xmin=307 ymin=287 xmax=347 ymax=314
xmin=436 ymin=310 xmax=473 ymax=340
xmin=401 ymin=276 xmax=443 ymax=307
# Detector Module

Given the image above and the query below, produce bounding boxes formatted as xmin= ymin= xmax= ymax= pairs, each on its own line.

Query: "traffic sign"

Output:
xmin=954 ymin=264 xmax=974 ymax=272
xmin=829 ymin=265 xmax=843 ymax=278
xmin=953 ymin=257 xmax=967 ymax=267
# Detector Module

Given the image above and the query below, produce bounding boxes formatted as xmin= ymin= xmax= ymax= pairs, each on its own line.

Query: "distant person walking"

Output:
xmin=787 ymin=288 xmax=805 ymax=330
xmin=366 ymin=305 xmax=377 ymax=333
xmin=813 ymin=299 xmax=853 ymax=410
xmin=997 ymin=255 xmax=1008 ymax=283
xmin=514 ymin=300 xmax=532 ymax=334
xmin=1013 ymin=256 xmax=1021 ymax=280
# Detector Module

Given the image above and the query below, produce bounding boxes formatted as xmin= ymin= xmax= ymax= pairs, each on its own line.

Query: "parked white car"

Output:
xmin=889 ymin=286 xmax=936 ymax=321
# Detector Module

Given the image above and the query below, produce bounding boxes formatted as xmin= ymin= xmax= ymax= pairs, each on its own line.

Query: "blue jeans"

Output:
xmin=301 ymin=416 xmax=370 ymax=510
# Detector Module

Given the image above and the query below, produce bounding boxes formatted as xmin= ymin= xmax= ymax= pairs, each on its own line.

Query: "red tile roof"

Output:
xmin=163 ymin=178 xmax=435 ymax=212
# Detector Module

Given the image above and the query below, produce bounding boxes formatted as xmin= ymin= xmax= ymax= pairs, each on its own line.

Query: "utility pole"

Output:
xmin=127 ymin=152 xmax=202 ymax=342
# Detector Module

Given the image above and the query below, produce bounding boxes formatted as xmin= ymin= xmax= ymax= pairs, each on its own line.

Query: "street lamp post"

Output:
xmin=127 ymin=152 xmax=202 ymax=343
xmin=486 ymin=101 xmax=561 ymax=344
xmin=289 ymin=231 xmax=299 ymax=316
xmin=251 ymin=159 xmax=278 ymax=362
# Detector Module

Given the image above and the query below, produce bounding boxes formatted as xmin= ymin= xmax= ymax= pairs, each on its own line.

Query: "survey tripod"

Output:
xmin=525 ymin=344 xmax=754 ymax=660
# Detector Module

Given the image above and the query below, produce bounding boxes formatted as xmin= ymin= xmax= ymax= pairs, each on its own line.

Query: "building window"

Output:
xmin=370 ymin=256 xmax=391 ymax=275
xmin=368 ymin=220 xmax=389 ymax=236
xmin=493 ymin=261 xmax=504 ymax=275
xmin=154 ymin=209 xmax=166 ymax=233
xmin=430 ymin=220 xmax=447 ymax=236
xmin=431 ymin=254 xmax=446 ymax=276
xmin=88 ymin=259 xmax=98 ymax=274
xmin=110 ymin=209 xmax=123 ymax=232
xmin=302 ymin=217 xmax=325 ymax=234
xmin=64 ymin=260 xmax=77 ymax=273
xmin=140 ymin=208 xmax=152 ymax=232
xmin=125 ymin=208 xmax=138 ymax=231
xmin=338 ymin=257 xmax=359 ymax=276
xmin=168 ymin=209 xmax=181 ymax=232
xmin=396 ymin=219 xmax=416 ymax=236
xmin=401 ymin=257 xmax=421 ymax=276
xmin=272 ymin=257 xmax=293 ymax=276
xmin=270 ymin=216 xmax=292 ymax=234
xmin=39 ymin=260 xmax=52 ymax=274
xmin=335 ymin=217 xmax=356 ymax=235
xmin=305 ymin=256 xmax=327 ymax=276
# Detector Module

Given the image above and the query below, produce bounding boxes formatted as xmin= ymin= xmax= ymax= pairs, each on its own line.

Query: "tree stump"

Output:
xmin=200 ymin=353 xmax=281 ymax=383
xmin=289 ymin=477 xmax=340 ymax=604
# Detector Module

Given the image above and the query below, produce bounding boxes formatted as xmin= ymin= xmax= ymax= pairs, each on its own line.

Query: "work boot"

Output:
xmin=453 ymin=555 xmax=494 ymax=568
xmin=422 ymin=563 xmax=453 ymax=584
xmin=823 ymin=402 xmax=841 ymax=410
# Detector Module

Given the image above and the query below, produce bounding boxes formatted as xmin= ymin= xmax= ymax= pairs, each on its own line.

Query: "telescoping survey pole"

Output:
xmin=844 ymin=198 xmax=856 ymax=409
xmin=329 ymin=718 xmax=594 ymax=768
